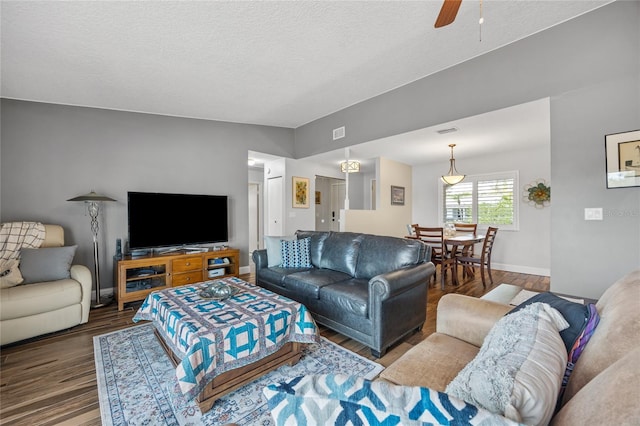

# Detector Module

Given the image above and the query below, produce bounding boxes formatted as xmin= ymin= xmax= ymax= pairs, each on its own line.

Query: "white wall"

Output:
xmin=294 ymin=2 xmax=639 ymax=298
xmin=413 ymin=142 xmax=551 ymax=275
xmin=263 ymin=157 xmax=344 ymax=237
xmin=343 ymin=157 xmax=412 ymax=237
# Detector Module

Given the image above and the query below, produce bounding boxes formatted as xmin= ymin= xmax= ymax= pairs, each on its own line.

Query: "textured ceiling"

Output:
xmin=1 ymin=1 xmax=612 ymax=129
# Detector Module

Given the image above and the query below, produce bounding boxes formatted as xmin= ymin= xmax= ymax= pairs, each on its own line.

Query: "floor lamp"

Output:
xmin=68 ymin=190 xmax=116 ymax=308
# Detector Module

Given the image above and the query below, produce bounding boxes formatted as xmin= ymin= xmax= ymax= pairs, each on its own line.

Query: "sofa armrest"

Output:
xmin=436 ymin=294 xmax=513 ymax=347
xmin=70 ymin=264 xmax=92 ymax=323
xmin=369 ymin=262 xmax=435 ymax=302
xmin=252 ymin=249 xmax=268 ymax=270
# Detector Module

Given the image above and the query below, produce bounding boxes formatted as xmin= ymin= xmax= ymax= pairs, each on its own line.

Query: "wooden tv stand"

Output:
xmin=115 ymin=248 xmax=239 ymax=311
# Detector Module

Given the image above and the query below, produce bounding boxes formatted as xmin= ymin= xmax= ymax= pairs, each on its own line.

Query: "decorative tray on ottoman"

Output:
xmin=198 ymin=281 xmax=240 ymax=301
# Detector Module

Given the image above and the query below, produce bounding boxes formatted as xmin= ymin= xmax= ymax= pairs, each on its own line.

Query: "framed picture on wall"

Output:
xmin=391 ymin=185 xmax=405 ymax=205
xmin=293 ymin=176 xmax=310 ymax=208
xmin=315 ymin=191 xmax=321 ymax=205
xmin=605 ymin=129 xmax=640 ymax=188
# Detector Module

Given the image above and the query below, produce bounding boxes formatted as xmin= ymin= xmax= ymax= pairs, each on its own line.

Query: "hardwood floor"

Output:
xmin=0 ymin=269 xmax=548 ymax=425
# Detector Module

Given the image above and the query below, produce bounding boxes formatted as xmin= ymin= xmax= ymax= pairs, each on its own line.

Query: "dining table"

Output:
xmin=406 ymin=231 xmax=485 ymax=286
xmin=444 ymin=232 xmax=485 ymax=284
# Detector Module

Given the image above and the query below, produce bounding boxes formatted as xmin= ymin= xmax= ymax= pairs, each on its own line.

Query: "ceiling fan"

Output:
xmin=435 ymin=0 xmax=463 ymax=28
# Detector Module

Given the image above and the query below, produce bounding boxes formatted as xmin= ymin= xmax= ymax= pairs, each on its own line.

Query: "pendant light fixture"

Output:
xmin=340 ymin=160 xmax=360 ymax=173
xmin=441 ymin=144 xmax=465 ymax=185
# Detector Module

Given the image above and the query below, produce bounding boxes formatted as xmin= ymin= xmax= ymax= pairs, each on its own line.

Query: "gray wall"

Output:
xmin=294 ymin=1 xmax=640 ymax=298
xmin=1 ymin=100 xmax=294 ymax=291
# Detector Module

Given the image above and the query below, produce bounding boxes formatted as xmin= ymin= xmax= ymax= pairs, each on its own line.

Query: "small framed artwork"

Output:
xmin=292 ymin=176 xmax=310 ymax=208
xmin=391 ymin=185 xmax=405 ymax=205
xmin=315 ymin=191 xmax=321 ymax=205
xmin=605 ymin=129 xmax=640 ymax=188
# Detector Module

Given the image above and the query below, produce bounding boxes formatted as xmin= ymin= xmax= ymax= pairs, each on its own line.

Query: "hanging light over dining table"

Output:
xmin=441 ymin=144 xmax=466 ymax=185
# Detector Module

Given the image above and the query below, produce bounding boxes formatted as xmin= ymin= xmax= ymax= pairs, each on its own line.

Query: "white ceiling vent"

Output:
xmin=333 ymin=126 xmax=346 ymax=140
xmin=436 ymin=127 xmax=458 ymax=135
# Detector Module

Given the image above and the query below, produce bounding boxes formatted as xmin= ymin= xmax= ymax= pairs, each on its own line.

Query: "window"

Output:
xmin=440 ymin=171 xmax=519 ymax=231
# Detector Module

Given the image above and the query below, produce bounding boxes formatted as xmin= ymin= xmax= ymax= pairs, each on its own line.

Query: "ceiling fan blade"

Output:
xmin=435 ymin=0 xmax=462 ymax=28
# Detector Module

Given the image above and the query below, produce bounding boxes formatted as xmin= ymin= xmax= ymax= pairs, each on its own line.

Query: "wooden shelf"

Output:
xmin=115 ymin=248 xmax=239 ymax=311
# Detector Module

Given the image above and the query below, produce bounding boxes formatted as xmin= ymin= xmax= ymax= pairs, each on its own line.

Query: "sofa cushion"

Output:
xmin=552 ymin=347 xmax=640 ymax=426
xmin=319 ymin=279 xmax=369 ymax=318
xmin=19 ymin=245 xmax=77 ymax=284
xmin=264 ymin=235 xmax=295 ymax=267
xmin=283 ymin=269 xmax=351 ymax=299
xmin=280 ymin=237 xmax=312 ymax=268
xmin=319 ymin=232 xmax=363 ymax=276
xmin=0 ymin=278 xmax=83 ymax=320
xmin=295 ymin=230 xmax=329 ymax=268
xmin=258 ymin=266 xmax=310 ymax=288
xmin=507 ymin=292 xmax=596 ymax=354
xmin=563 ymin=268 xmax=640 ymax=404
xmin=446 ymin=303 xmax=568 ymax=426
xmin=380 ymin=332 xmax=479 ymax=392
xmin=0 ymin=259 xmax=24 ymax=288
xmin=507 ymin=292 xmax=601 ymax=411
xmin=263 ymin=374 xmax=521 ymax=426
xmin=354 ymin=235 xmax=424 ymax=280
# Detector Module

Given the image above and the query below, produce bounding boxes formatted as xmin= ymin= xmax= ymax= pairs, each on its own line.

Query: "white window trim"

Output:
xmin=438 ymin=170 xmax=520 ymax=231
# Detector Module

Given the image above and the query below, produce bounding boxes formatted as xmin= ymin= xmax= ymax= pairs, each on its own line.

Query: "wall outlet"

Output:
xmin=584 ymin=207 xmax=603 ymax=221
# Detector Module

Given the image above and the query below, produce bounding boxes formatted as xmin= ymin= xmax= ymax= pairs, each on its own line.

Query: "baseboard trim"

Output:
xmin=491 ymin=263 xmax=550 ymax=277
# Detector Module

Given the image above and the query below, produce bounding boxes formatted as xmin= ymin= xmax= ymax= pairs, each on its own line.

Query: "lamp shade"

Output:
xmin=340 ymin=160 xmax=360 ymax=173
xmin=441 ymin=144 xmax=465 ymax=185
xmin=441 ymin=174 xmax=466 ymax=185
xmin=67 ymin=191 xmax=116 ymax=202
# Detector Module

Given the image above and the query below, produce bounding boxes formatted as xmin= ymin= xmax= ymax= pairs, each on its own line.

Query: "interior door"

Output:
xmin=330 ymin=182 xmax=346 ymax=232
xmin=267 ymin=176 xmax=283 ymax=236
xmin=248 ymin=183 xmax=261 ymax=271
xmin=371 ymin=179 xmax=377 ymax=210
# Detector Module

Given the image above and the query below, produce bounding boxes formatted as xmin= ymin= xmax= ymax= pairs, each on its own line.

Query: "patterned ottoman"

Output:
xmin=133 ymin=277 xmax=320 ymax=413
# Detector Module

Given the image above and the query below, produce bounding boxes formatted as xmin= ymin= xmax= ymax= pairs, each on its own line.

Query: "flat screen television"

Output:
xmin=127 ymin=191 xmax=228 ymax=250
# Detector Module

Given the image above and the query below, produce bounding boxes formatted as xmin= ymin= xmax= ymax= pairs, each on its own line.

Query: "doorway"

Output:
xmin=315 ymin=175 xmax=345 ymax=232
xmin=248 ymin=182 xmax=262 ymax=272
xmin=267 ymin=176 xmax=284 ymax=236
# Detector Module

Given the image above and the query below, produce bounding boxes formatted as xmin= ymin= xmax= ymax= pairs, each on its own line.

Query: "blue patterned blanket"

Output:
xmin=263 ymin=374 xmax=523 ymax=425
xmin=133 ymin=277 xmax=320 ymax=401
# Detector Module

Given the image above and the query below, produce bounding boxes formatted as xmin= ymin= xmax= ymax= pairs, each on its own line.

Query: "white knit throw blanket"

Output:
xmin=0 ymin=221 xmax=46 ymax=262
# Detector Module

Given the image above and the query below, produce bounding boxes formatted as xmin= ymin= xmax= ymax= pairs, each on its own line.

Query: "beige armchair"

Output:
xmin=0 ymin=224 xmax=92 ymax=345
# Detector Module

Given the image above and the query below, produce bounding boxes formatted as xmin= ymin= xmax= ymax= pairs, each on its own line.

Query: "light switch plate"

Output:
xmin=584 ymin=207 xmax=603 ymax=221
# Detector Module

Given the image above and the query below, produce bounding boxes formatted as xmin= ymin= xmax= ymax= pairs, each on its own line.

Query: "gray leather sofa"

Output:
xmin=252 ymin=230 xmax=435 ymax=357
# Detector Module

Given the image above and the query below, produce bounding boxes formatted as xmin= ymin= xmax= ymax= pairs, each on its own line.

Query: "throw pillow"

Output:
xmin=507 ymin=292 xmax=601 ymax=412
xmin=507 ymin=292 xmax=592 ymax=353
xmin=264 ymin=235 xmax=296 ymax=267
xmin=280 ymin=237 xmax=311 ymax=268
xmin=446 ymin=302 xmax=569 ymax=426
xmin=263 ymin=374 xmax=521 ymax=426
xmin=19 ymin=245 xmax=77 ymax=284
xmin=0 ymin=259 xmax=24 ymax=288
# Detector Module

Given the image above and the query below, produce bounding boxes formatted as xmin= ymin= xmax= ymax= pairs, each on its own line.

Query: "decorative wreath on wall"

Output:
xmin=523 ymin=179 xmax=551 ymax=208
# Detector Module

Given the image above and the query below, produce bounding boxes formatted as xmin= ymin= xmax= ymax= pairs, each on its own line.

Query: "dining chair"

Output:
xmin=414 ymin=226 xmax=457 ymax=290
xmin=452 ymin=223 xmax=478 ymax=257
xmin=406 ymin=223 xmax=420 ymax=238
xmin=453 ymin=223 xmax=477 ymax=233
xmin=456 ymin=227 xmax=498 ymax=288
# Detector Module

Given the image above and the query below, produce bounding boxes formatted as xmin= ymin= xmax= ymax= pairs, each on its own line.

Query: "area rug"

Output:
xmin=94 ymin=323 xmax=384 ymax=426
